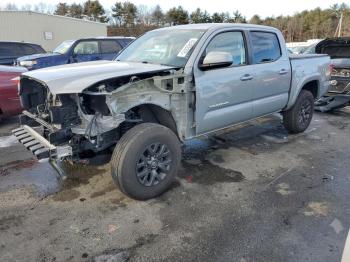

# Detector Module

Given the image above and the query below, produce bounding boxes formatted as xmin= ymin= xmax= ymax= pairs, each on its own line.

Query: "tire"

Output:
xmin=283 ymin=90 xmax=314 ymax=134
xmin=111 ymin=123 xmax=181 ymax=200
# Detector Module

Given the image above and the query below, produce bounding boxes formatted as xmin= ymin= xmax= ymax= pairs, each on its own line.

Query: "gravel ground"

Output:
xmin=0 ymin=110 xmax=349 ymax=262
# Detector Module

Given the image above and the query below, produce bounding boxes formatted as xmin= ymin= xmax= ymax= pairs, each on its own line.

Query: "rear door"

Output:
xmin=99 ymin=40 xmax=122 ymax=60
xmin=193 ymin=30 xmax=254 ymax=134
xmin=72 ymin=40 xmax=101 ymax=62
xmin=248 ymin=31 xmax=291 ymax=117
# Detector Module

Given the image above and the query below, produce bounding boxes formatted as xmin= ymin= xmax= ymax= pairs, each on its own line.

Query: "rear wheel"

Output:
xmin=111 ymin=123 xmax=181 ymax=200
xmin=283 ymin=90 xmax=314 ymax=133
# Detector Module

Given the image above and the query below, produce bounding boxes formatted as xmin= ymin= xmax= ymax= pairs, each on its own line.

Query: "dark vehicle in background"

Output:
xmin=0 ymin=66 xmax=27 ymax=120
xmin=315 ymin=37 xmax=350 ymax=111
xmin=0 ymin=41 xmax=45 ymax=66
xmin=16 ymin=37 xmax=135 ymax=70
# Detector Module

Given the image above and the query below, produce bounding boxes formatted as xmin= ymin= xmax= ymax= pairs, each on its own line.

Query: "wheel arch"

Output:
xmin=301 ymin=80 xmax=319 ymax=99
xmin=124 ymin=103 xmax=179 ymax=138
xmin=286 ymin=77 xmax=320 ymax=110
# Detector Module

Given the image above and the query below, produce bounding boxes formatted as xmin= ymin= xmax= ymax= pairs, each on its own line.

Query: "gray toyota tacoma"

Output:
xmin=13 ymin=24 xmax=331 ymax=200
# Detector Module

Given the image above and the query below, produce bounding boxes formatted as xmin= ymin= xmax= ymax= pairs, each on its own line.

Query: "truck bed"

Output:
xmin=289 ymin=54 xmax=329 ymax=60
xmin=286 ymin=53 xmax=330 ymax=109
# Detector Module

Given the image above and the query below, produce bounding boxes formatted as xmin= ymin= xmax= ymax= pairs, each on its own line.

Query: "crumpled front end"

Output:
xmin=12 ymin=65 xmax=191 ymax=164
xmin=13 ymin=76 xmax=125 ymax=163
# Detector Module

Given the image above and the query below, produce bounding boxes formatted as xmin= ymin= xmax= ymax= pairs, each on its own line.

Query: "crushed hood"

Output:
xmin=22 ymin=60 xmax=175 ymax=94
xmin=316 ymin=37 xmax=350 ymax=59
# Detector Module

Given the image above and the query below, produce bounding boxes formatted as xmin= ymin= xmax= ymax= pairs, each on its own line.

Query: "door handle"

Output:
xmin=278 ymin=69 xmax=289 ymax=75
xmin=240 ymin=74 xmax=253 ymax=81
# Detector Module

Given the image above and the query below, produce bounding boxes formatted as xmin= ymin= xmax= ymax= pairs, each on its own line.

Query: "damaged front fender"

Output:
xmin=75 ymin=69 xmax=195 ymax=141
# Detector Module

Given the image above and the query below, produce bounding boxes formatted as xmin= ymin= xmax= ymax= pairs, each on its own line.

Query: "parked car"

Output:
xmin=15 ymin=37 xmax=135 ymax=70
xmin=13 ymin=24 xmax=330 ymax=200
xmin=315 ymin=37 xmax=350 ymax=111
xmin=0 ymin=65 xmax=27 ymax=120
xmin=0 ymin=41 xmax=45 ymax=66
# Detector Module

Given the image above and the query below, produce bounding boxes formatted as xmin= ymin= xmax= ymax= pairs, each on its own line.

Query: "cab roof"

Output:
xmin=155 ymin=23 xmax=278 ymax=32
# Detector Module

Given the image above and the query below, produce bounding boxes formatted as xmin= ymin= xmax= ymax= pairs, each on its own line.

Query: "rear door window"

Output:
xmin=250 ymin=31 xmax=281 ymax=64
xmin=100 ymin=40 xmax=122 ymax=54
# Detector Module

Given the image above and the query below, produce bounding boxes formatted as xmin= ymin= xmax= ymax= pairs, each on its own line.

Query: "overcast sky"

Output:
xmin=3 ymin=0 xmax=345 ymax=18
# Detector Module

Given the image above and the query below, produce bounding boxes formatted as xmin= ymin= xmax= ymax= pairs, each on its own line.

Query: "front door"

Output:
xmin=72 ymin=40 xmax=101 ymax=63
xmin=193 ymin=31 xmax=254 ymax=135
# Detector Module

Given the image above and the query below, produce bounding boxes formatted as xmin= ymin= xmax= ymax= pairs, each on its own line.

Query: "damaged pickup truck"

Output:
xmin=13 ymin=24 xmax=331 ymax=200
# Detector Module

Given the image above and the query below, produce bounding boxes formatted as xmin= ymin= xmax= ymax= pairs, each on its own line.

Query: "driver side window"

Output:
xmin=205 ymin=32 xmax=246 ymax=66
xmin=73 ymin=41 xmax=99 ymax=55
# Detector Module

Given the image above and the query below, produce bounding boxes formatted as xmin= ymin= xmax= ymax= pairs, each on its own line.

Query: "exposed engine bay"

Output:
xmin=16 ymin=68 xmax=193 ymax=163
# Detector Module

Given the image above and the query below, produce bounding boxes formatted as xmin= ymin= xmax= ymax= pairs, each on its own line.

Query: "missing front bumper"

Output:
xmin=12 ymin=125 xmax=72 ymax=160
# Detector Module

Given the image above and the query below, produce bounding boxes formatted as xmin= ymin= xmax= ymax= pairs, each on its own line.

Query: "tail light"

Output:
xmin=326 ymin=64 xmax=334 ymax=78
xmin=11 ymin=76 xmax=20 ymax=94
xmin=328 ymin=64 xmax=334 ymax=73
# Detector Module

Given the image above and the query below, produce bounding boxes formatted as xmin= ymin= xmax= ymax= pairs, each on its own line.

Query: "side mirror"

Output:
xmin=199 ymin=51 xmax=233 ymax=70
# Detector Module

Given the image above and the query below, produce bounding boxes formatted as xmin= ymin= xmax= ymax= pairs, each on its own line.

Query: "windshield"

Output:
xmin=116 ymin=29 xmax=206 ymax=67
xmin=53 ymin=40 xmax=75 ymax=54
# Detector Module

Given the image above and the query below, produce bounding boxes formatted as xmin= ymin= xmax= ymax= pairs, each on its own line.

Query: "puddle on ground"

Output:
xmin=50 ymin=163 xmax=108 ymax=202
xmin=60 ymin=162 xmax=106 ymax=190
xmin=179 ymin=159 xmax=244 ymax=185
xmin=180 ymin=119 xmax=290 ymax=185
xmin=0 ymin=161 xmax=60 ymax=198
xmin=0 ymin=135 xmax=18 ymax=148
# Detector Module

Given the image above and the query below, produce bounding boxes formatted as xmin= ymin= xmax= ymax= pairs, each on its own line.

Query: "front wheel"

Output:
xmin=111 ymin=123 xmax=181 ymax=200
xmin=282 ymin=90 xmax=314 ymax=133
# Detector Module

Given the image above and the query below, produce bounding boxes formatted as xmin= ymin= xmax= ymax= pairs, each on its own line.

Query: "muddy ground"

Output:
xmin=0 ymin=110 xmax=349 ymax=262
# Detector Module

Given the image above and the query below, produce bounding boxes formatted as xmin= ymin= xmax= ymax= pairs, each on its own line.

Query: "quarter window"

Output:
xmin=250 ymin=31 xmax=281 ymax=64
xmin=205 ymin=32 xmax=246 ymax=66
xmin=100 ymin=40 xmax=122 ymax=54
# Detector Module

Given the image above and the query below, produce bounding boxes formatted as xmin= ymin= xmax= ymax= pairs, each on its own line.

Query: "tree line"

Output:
xmin=1 ymin=1 xmax=349 ymax=41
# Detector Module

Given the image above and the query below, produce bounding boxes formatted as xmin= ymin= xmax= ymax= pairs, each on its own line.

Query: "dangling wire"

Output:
xmin=84 ymin=113 xmax=102 ymax=147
